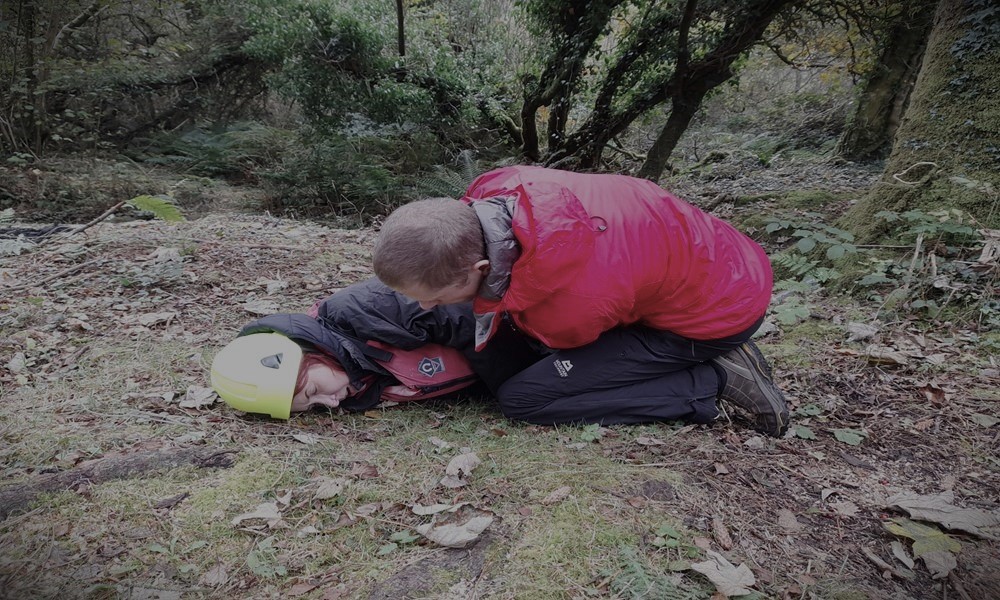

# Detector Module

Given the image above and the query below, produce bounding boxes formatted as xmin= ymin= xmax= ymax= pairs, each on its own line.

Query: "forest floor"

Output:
xmin=1 ymin=153 xmax=998 ymax=600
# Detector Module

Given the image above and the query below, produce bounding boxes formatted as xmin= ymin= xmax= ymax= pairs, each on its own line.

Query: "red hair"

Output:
xmin=294 ymin=352 xmax=345 ymax=396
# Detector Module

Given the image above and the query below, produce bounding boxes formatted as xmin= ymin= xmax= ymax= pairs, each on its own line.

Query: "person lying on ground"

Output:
xmin=372 ymin=165 xmax=791 ymax=436
xmin=210 ymin=277 xmax=544 ymax=419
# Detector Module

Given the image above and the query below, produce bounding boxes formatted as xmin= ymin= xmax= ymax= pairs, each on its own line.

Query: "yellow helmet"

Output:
xmin=210 ymin=333 xmax=303 ymax=419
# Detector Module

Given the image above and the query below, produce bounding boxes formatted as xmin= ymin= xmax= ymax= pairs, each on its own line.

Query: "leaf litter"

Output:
xmin=2 ymin=207 xmax=999 ymax=599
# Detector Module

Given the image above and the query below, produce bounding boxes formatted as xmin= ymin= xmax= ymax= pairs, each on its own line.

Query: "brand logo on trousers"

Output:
xmin=554 ymin=359 xmax=574 ymax=378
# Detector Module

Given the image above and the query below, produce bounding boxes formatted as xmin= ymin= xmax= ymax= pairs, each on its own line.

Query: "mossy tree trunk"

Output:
xmin=835 ymin=0 xmax=937 ymax=162
xmin=841 ymin=0 xmax=1000 ymax=240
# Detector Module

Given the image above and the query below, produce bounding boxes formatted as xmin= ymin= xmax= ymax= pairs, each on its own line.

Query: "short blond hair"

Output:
xmin=373 ymin=198 xmax=485 ymax=289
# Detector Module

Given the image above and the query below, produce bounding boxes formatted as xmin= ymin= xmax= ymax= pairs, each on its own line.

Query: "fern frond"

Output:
xmin=772 ymin=253 xmax=818 ymax=278
xmin=126 ymin=195 xmax=185 ymax=222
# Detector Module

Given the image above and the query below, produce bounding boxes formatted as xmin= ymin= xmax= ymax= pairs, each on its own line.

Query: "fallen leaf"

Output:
xmin=864 ymin=345 xmax=908 ymax=366
xmin=833 ymin=429 xmax=866 ymax=446
xmin=179 ymin=385 xmax=217 ymax=409
xmin=690 ymin=550 xmax=756 ymax=597
xmin=292 ymin=433 xmax=319 ymax=445
xmin=793 ymin=425 xmax=817 ymax=440
xmin=288 ymin=583 xmax=317 ymax=596
xmin=845 ymin=322 xmax=879 ymax=342
xmin=147 ymin=247 xmax=182 ymax=263
xmin=921 ymin=551 xmax=958 ymax=579
xmin=891 ymin=541 xmax=915 ymax=569
xmin=200 ymin=563 xmax=229 ymax=587
xmin=887 ymin=490 xmax=1000 ymax=537
xmin=635 ymin=436 xmax=667 ymax=446
xmin=713 ymin=463 xmax=730 ymax=475
xmin=778 ymin=509 xmax=804 ymax=533
xmin=970 ymin=413 xmax=998 ymax=428
xmin=412 ymin=502 xmax=466 ymax=516
xmin=243 ymin=299 xmax=280 ymax=316
xmin=712 ymin=517 xmax=734 ymax=550
xmin=884 ymin=518 xmax=961 ymax=578
xmin=829 ymin=501 xmax=859 ymax=518
xmin=350 ymin=463 xmax=380 ymax=479
xmin=231 ymin=502 xmax=282 ymax=527
xmin=313 ymin=477 xmax=346 ymax=500
xmin=138 ymin=311 xmax=177 ymax=327
xmin=440 ymin=452 xmax=481 ymax=488
xmin=918 ymin=383 xmax=951 ymax=406
xmin=416 ymin=506 xmax=494 ymax=548
xmin=541 ymin=486 xmax=572 ymax=505
xmin=428 ymin=436 xmax=452 ymax=451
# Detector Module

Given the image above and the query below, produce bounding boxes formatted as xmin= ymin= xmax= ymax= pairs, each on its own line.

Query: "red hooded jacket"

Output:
xmin=463 ymin=166 xmax=773 ymax=350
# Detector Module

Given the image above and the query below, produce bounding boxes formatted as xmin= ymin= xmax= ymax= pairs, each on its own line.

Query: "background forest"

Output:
xmin=1 ymin=1 xmax=999 ymax=599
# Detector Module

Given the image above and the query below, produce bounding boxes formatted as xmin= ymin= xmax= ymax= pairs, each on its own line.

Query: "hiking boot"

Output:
xmin=711 ymin=341 xmax=790 ymax=437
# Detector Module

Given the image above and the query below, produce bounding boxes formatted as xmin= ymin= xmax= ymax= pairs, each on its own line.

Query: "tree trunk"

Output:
xmin=835 ymin=1 xmax=937 ymax=162
xmin=636 ymin=91 xmax=704 ymax=180
xmin=842 ymin=0 xmax=1000 ymax=239
xmin=395 ymin=0 xmax=405 ymax=57
xmin=555 ymin=0 xmax=792 ymax=171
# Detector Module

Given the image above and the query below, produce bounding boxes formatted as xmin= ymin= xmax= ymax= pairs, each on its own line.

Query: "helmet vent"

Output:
xmin=260 ymin=353 xmax=283 ymax=369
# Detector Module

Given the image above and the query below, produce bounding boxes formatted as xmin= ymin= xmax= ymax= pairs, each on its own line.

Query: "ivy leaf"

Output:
xmin=793 ymin=425 xmax=816 ymax=440
xmin=970 ymin=413 xmax=998 ymax=427
xmin=389 ymin=530 xmax=419 ymax=544
xmin=795 ymin=404 xmax=823 ymax=417
xmin=795 ymin=237 xmax=817 ymax=253
xmin=833 ymin=429 xmax=865 ymax=446
xmin=826 ymin=244 xmax=846 ymax=260
xmin=883 ymin=518 xmax=961 ymax=579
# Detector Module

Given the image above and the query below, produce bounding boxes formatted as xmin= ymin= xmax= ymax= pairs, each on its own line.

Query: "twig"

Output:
xmin=892 ymin=161 xmax=938 ymax=185
xmin=903 ymin=233 xmax=924 ymax=289
xmin=3 ymin=258 xmax=106 ymax=292
xmin=38 ymin=200 xmax=126 ymax=246
xmin=948 ymin=571 xmax=974 ymax=600
xmin=861 ymin=546 xmax=909 ymax=579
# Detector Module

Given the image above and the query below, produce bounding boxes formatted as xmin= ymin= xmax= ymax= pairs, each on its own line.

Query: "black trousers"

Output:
xmin=497 ymin=317 xmax=763 ymax=426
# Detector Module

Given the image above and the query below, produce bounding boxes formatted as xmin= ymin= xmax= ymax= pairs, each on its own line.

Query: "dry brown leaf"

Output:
xmin=712 ymin=517 xmax=734 ymax=550
xmin=864 ymin=345 xmax=908 ymax=366
xmin=313 ymin=477 xmax=346 ymax=500
xmin=887 ymin=490 xmax=1000 ymax=538
xmin=179 ymin=385 xmax=217 ymax=409
xmin=690 ymin=550 xmax=756 ymax=597
xmin=440 ymin=452 xmax=481 ymax=488
xmin=231 ymin=502 xmax=282 ymax=527
xmin=830 ymin=501 xmax=859 ymax=518
xmin=350 ymin=463 xmax=380 ymax=479
xmin=199 ymin=563 xmax=229 ymax=587
xmin=778 ymin=509 xmax=804 ymax=533
xmin=138 ymin=311 xmax=177 ymax=327
xmin=416 ymin=506 xmax=494 ymax=548
xmin=541 ymin=486 xmax=572 ymax=505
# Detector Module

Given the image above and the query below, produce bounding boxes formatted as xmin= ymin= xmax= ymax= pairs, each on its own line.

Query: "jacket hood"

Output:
xmin=239 ymin=313 xmax=391 ymax=411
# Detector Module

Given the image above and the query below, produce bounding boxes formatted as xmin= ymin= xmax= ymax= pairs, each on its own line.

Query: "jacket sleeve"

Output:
xmin=316 ymin=278 xmax=478 ymax=351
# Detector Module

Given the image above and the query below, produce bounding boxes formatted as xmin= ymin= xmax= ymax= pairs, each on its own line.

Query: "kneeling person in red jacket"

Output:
xmin=373 ymin=166 xmax=790 ymax=436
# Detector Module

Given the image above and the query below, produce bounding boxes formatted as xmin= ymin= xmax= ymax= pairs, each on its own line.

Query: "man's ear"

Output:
xmin=473 ymin=259 xmax=490 ymax=274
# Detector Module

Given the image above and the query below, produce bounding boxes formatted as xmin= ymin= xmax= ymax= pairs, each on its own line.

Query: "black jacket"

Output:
xmin=240 ymin=278 xmax=544 ymax=411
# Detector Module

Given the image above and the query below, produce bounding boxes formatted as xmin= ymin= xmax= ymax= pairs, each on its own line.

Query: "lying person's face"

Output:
xmin=291 ymin=361 xmax=355 ymax=412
